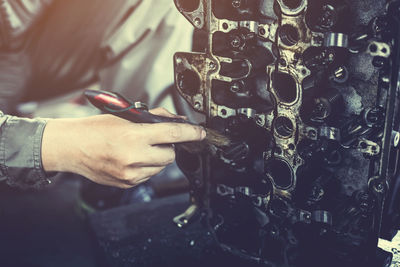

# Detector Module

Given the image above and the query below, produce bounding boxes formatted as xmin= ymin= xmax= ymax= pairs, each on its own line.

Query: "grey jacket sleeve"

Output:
xmin=0 ymin=111 xmax=52 ymax=189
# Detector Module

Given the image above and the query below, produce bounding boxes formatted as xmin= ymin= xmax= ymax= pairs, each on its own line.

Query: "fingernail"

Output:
xmin=201 ymin=129 xmax=207 ymax=139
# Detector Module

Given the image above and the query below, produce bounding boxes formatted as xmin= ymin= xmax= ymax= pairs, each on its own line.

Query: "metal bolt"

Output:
xmin=332 ymin=66 xmax=349 ymax=83
xmin=194 ymin=102 xmax=202 ymax=109
xmin=209 ymin=61 xmax=216 ymax=70
xmin=319 ymin=5 xmax=336 ymax=30
xmin=392 ymin=131 xmax=400 ymax=148
xmin=194 ymin=17 xmax=201 ymax=27
xmin=381 ymin=76 xmax=390 ymax=84
xmin=230 ymin=82 xmax=241 ymax=93
xmin=231 ymin=36 xmax=241 ymax=48
xmin=308 ymin=129 xmax=317 ymax=139
xmin=376 ymin=183 xmax=384 ymax=191
xmin=259 ymin=27 xmax=266 ymax=36
xmin=373 ymin=57 xmax=386 ymax=68
xmin=311 ymin=99 xmax=330 ymax=120
xmin=256 ymin=116 xmax=265 ymax=126
xmin=232 ymin=0 xmax=241 ymax=8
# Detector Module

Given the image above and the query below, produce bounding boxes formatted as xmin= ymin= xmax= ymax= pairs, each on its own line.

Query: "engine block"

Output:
xmin=173 ymin=0 xmax=400 ymax=266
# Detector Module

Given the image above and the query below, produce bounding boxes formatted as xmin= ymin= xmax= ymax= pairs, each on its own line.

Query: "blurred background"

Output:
xmin=0 ymin=0 xmax=199 ymax=266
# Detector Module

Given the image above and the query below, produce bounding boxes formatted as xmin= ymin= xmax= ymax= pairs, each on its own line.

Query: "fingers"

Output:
xmin=107 ymin=145 xmax=175 ymax=188
xmin=72 ymin=111 xmax=201 ymax=190
xmin=114 ymin=166 xmax=165 ymax=188
xmin=125 ymin=166 xmax=165 ymax=184
xmin=136 ymin=145 xmax=176 ymax=167
xmin=149 ymin=107 xmax=186 ymax=119
xmin=145 ymin=123 xmax=206 ymax=145
xmin=105 ymin=175 xmax=151 ymax=189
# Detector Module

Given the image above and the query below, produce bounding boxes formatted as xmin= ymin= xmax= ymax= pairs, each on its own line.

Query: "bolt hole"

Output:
xmin=222 ymin=23 xmax=229 ymax=30
xmin=177 ymin=69 xmax=201 ymax=96
xmin=232 ymin=0 xmax=241 ymax=8
xmin=194 ymin=17 xmax=201 ymax=26
xmin=279 ymin=24 xmax=300 ymax=46
xmin=369 ymin=44 xmax=378 ymax=53
xmin=360 ymin=142 xmax=367 ymax=149
xmin=272 ymin=72 xmax=297 ymax=103
xmin=282 ymin=0 xmax=302 ymax=9
xmin=274 ymin=116 xmax=294 ymax=137
xmin=217 ymin=185 xmax=226 ymax=194
xmin=308 ymin=129 xmax=317 ymax=138
xmin=266 ymin=159 xmax=293 ymax=189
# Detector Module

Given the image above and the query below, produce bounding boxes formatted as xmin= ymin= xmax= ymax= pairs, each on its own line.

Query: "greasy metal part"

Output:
xmin=133 ymin=102 xmax=149 ymax=110
xmin=324 ymin=32 xmax=349 ymax=48
xmin=367 ymin=41 xmax=391 ymax=58
xmin=173 ymin=0 xmax=400 ymax=266
xmin=371 ymin=0 xmax=400 ymax=247
xmin=392 ymin=131 xmax=400 ymax=149
xmin=173 ymin=204 xmax=198 ymax=228
xmin=357 ymin=139 xmax=381 ymax=157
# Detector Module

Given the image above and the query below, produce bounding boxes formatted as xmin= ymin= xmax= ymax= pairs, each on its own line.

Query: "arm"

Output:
xmin=1 ymin=108 xmax=205 ymax=189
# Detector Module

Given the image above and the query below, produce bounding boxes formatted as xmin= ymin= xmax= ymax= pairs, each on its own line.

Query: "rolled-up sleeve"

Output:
xmin=0 ymin=111 xmax=52 ymax=189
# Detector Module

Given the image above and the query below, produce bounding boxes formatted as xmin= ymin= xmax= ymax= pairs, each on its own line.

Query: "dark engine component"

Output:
xmin=173 ymin=0 xmax=400 ymax=266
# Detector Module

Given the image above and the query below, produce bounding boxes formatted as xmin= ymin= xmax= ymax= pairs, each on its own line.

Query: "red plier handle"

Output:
xmin=84 ymin=89 xmax=190 ymax=124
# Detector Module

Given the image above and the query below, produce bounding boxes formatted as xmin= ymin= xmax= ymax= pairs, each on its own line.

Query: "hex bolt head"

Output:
xmin=209 ymin=61 xmax=216 ymax=70
xmin=392 ymin=131 xmax=400 ymax=148
xmin=232 ymin=0 xmax=242 ymax=8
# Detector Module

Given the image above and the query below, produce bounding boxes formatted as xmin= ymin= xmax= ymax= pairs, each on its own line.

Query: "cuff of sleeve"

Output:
xmin=0 ymin=116 xmax=54 ymax=189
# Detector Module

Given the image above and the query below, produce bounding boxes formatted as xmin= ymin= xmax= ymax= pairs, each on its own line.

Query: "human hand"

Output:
xmin=41 ymin=108 xmax=205 ymax=188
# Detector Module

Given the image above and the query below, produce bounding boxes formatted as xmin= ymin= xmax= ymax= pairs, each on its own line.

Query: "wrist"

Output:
xmin=41 ymin=118 xmax=81 ymax=173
